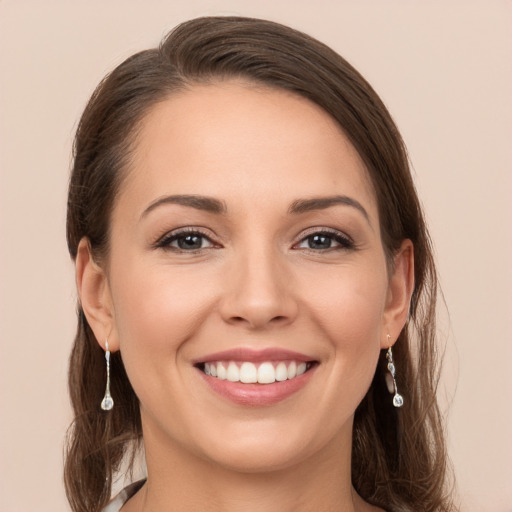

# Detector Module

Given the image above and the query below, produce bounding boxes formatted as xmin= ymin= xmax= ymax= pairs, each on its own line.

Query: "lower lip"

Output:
xmin=196 ymin=365 xmax=317 ymax=406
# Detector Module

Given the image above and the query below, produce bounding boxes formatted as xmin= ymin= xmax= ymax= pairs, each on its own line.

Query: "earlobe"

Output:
xmin=76 ymin=238 xmax=119 ymax=351
xmin=381 ymin=239 xmax=415 ymax=348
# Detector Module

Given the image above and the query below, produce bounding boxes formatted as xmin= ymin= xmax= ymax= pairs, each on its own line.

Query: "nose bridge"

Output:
xmin=220 ymin=239 xmax=297 ymax=328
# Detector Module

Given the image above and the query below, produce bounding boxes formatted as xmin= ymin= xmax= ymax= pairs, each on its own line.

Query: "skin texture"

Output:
xmin=77 ymin=82 xmax=413 ymax=512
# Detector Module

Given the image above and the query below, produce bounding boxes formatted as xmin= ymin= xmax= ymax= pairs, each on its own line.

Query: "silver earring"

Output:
xmin=385 ymin=335 xmax=403 ymax=408
xmin=100 ymin=340 xmax=114 ymax=411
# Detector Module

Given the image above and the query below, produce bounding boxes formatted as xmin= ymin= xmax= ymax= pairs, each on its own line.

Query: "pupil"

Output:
xmin=309 ymin=234 xmax=331 ymax=249
xmin=178 ymin=235 xmax=202 ymax=249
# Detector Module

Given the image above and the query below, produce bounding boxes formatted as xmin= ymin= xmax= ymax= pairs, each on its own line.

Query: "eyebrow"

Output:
xmin=288 ymin=195 xmax=371 ymax=224
xmin=140 ymin=193 xmax=370 ymax=225
xmin=140 ymin=194 xmax=227 ymax=219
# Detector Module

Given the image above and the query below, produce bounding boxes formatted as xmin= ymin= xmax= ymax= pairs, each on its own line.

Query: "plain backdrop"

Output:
xmin=0 ymin=1 xmax=511 ymax=511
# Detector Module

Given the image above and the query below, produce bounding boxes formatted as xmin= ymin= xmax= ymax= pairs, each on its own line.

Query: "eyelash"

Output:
xmin=293 ymin=228 xmax=355 ymax=252
xmin=153 ymin=227 xmax=355 ymax=253
xmin=154 ymin=228 xmax=217 ymax=253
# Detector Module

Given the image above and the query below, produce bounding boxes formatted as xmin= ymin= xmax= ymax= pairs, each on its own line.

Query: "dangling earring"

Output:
xmin=100 ymin=340 xmax=114 ymax=411
xmin=385 ymin=335 xmax=404 ymax=408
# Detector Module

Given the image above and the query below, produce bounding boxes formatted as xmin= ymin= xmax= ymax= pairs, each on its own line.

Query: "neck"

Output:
xmin=123 ymin=420 xmax=377 ymax=512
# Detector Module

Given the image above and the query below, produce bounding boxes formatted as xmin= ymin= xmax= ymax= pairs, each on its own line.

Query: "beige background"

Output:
xmin=0 ymin=1 xmax=511 ymax=511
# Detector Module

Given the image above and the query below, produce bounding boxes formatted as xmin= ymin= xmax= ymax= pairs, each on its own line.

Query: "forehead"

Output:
xmin=120 ymin=81 xmax=378 ymax=218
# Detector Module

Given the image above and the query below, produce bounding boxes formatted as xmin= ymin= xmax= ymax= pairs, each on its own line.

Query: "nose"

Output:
xmin=219 ymin=247 xmax=299 ymax=330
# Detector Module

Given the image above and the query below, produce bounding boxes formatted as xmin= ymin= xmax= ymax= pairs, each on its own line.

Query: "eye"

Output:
xmin=295 ymin=230 xmax=354 ymax=251
xmin=156 ymin=229 xmax=217 ymax=252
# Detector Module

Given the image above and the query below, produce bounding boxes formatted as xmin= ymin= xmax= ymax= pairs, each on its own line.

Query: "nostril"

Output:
xmin=221 ymin=290 xmax=299 ymax=328
xmin=228 ymin=314 xmax=290 ymax=328
xmin=230 ymin=316 xmax=247 ymax=323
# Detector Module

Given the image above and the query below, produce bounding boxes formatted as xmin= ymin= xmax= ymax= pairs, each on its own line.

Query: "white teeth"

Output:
xmin=216 ymin=362 xmax=227 ymax=380
xmin=275 ymin=362 xmax=288 ymax=381
xmin=240 ymin=362 xmax=258 ymax=383
xmin=287 ymin=361 xmax=297 ymax=379
xmin=226 ymin=362 xmax=240 ymax=382
xmin=203 ymin=360 xmax=311 ymax=384
xmin=257 ymin=362 xmax=276 ymax=384
xmin=297 ymin=362 xmax=307 ymax=376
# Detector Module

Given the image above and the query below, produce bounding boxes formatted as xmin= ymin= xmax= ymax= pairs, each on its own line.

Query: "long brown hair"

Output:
xmin=65 ymin=16 xmax=455 ymax=512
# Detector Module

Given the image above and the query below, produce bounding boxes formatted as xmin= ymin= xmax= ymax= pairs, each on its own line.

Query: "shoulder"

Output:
xmin=101 ymin=480 xmax=146 ymax=512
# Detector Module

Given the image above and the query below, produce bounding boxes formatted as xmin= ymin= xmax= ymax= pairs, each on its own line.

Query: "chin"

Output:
xmin=189 ymin=417 xmax=348 ymax=475
xmin=201 ymin=442 xmax=314 ymax=474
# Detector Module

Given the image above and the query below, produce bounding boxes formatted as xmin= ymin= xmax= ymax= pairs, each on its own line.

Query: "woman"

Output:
xmin=65 ymin=16 xmax=455 ymax=512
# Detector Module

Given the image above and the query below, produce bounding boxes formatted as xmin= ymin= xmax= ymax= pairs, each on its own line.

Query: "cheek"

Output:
xmin=300 ymin=261 xmax=388 ymax=341
xmin=108 ymin=259 xmax=217 ymax=382
xmin=114 ymin=266 xmax=210 ymax=330
xmin=298 ymin=261 xmax=388 ymax=392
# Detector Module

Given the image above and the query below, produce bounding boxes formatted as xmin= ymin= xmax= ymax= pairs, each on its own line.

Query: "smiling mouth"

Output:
xmin=196 ymin=360 xmax=316 ymax=384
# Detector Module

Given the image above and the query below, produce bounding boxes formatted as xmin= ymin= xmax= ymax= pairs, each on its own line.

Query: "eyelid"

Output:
xmin=153 ymin=226 xmax=220 ymax=250
xmin=151 ymin=225 xmax=355 ymax=252
xmin=293 ymin=227 xmax=356 ymax=250
xmin=297 ymin=226 xmax=354 ymax=242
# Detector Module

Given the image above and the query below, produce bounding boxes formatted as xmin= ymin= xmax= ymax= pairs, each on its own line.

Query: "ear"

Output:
xmin=76 ymin=237 xmax=119 ymax=352
xmin=381 ymin=239 xmax=415 ymax=348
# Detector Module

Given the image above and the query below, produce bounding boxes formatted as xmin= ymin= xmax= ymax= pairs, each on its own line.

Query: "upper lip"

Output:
xmin=193 ymin=347 xmax=316 ymax=365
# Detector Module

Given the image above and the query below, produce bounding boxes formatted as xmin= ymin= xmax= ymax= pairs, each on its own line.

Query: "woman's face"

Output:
xmin=86 ymin=82 xmax=410 ymax=472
